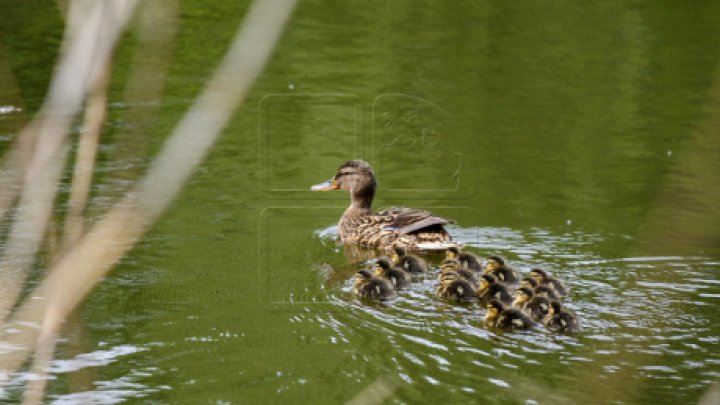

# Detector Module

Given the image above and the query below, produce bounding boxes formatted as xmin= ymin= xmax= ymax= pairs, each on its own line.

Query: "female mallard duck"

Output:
xmin=374 ymin=258 xmax=411 ymax=290
xmin=352 ymin=269 xmax=396 ymax=301
xmin=440 ymin=259 xmax=479 ymax=288
xmin=312 ymin=160 xmax=456 ymax=250
xmin=529 ymin=268 xmax=568 ymax=298
xmin=436 ymin=271 xmax=477 ymax=303
xmin=476 ymin=274 xmax=513 ymax=306
xmin=544 ymin=300 xmax=581 ymax=333
xmin=392 ymin=246 xmax=428 ymax=274
xmin=485 ymin=255 xmax=520 ymax=287
xmin=512 ymin=287 xmax=550 ymax=322
xmin=445 ymin=247 xmax=482 ymax=274
xmin=485 ymin=300 xmax=534 ymax=330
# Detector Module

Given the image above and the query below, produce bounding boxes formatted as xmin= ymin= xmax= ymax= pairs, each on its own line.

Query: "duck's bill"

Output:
xmin=311 ymin=179 xmax=338 ymax=191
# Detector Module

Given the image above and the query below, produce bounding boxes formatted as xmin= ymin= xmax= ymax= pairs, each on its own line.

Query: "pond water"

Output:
xmin=1 ymin=0 xmax=720 ymax=403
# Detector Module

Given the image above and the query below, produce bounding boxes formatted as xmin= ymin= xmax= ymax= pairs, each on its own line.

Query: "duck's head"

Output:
xmin=353 ymin=269 xmax=373 ymax=287
xmin=479 ymin=274 xmax=497 ymax=291
xmin=311 ymin=160 xmax=376 ymax=194
xmin=534 ymin=285 xmax=558 ymax=301
xmin=439 ymin=271 xmax=459 ymax=286
xmin=486 ymin=255 xmax=505 ymax=272
xmin=445 ymin=247 xmax=461 ymax=260
xmin=547 ymin=300 xmax=563 ymax=317
xmin=440 ymin=259 xmax=462 ymax=273
xmin=374 ymin=258 xmax=392 ymax=276
xmin=392 ymin=246 xmax=407 ymax=263
xmin=515 ymin=287 xmax=533 ymax=304
xmin=530 ymin=268 xmax=548 ymax=283
xmin=486 ymin=299 xmax=504 ymax=318
xmin=520 ymin=277 xmax=538 ymax=290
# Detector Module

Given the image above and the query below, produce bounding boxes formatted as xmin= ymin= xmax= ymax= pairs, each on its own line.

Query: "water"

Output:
xmin=1 ymin=0 xmax=720 ymax=403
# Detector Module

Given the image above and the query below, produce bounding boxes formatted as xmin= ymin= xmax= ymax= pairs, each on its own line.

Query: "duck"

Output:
xmin=436 ymin=271 xmax=478 ymax=303
xmin=445 ymin=247 xmax=482 ymax=274
xmin=311 ymin=160 xmax=456 ymax=251
xmin=543 ymin=300 xmax=581 ymax=333
xmin=519 ymin=276 xmax=538 ymax=290
xmin=533 ymin=285 xmax=561 ymax=301
xmin=512 ymin=287 xmax=550 ymax=322
xmin=352 ymin=269 xmax=396 ymax=301
xmin=476 ymin=274 xmax=513 ymax=306
xmin=484 ymin=300 xmax=534 ymax=330
xmin=391 ymin=246 xmax=428 ymax=275
xmin=440 ymin=259 xmax=479 ymax=288
xmin=529 ymin=268 xmax=568 ymax=298
xmin=485 ymin=255 xmax=520 ymax=287
xmin=374 ymin=258 xmax=411 ymax=290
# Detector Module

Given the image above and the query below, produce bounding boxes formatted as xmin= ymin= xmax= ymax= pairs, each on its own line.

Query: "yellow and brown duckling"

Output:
xmin=485 ymin=299 xmax=534 ymax=330
xmin=543 ymin=300 xmax=581 ymax=333
xmin=529 ymin=268 xmax=568 ymax=298
xmin=533 ymin=285 xmax=561 ymax=302
xmin=352 ymin=269 xmax=396 ymax=301
xmin=485 ymin=255 xmax=520 ymax=287
xmin=311 ymin=160 xmax=457 ymax=250
xmin=512 ymin=287 xmax=551 ymax=322
xmin=476 ymin=274 xmax=513 ymax=306
xmin=436 ymin=271 xmax=478 ymax=303
xmin=374 ymin=258 xmax=411 ymax=290
xmin=392 ymin=246 xmax=428 ymax=275
xmin=520 ymin=276 xmax=538 ymax=290
xmin=440 ymin=259 xmax=479 ymax=288
xmin=445 ymin=247 xmax=482 ymax=274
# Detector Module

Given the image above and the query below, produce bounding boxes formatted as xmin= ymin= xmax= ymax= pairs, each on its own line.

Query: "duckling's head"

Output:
xmin=520 ymin=277 xmax=538 ymax=290
xmin=441 ymin=259 xmax=462 ymax=272
xmin=353 ymin=269 xmax=373 ymax=288
xmin=530 ymin=268 xmax=548 ymax=283
xmin=445 ymin=246 xmax=461 ymax=260
xmin=374 ymin=258 xmax=392 ymax=276
xmin=486 ymin=299 xmax=504 ymax=318
xmin=486 ymin=255 xmax=505 ymax=272
xmin=534 ymin=285 xmax=558 ymax=301
xmin=479 ymin=274 xmax=497 ymax=290
xmin=547 ymin=300 xmax=563 ymax=316
xmin=392 ymin=246 xmax=407 ymax=264
xmin=515 ymin=287 xmax=533 ymax=303
xmin=311 ymin=160 xmax=376 ymax=197
xmin=439 ymin=271 xmax=459 ymax=287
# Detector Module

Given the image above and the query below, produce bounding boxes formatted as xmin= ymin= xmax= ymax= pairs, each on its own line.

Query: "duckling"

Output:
xmin=445 ymin=247 xmax=482 ymax=274
xmin=476 ymin=274 xmax=513 ymax=306
xmin=436 ymin=271 xmax=478 ymax=303
xmin=484 ymin=299 xmax=503 ymax=328
xmin=374 ymin=258 xmax=410 ymax=290
xmin=352 ymin=269 xmax=396 ymax=301
xmin=533 ymin=285 xmax=560 ymax=302
xmin=440 ymin=259 xmax=479 ymax=288
xmin=520 ymin=276 xmax=538 ymax=290
xmin=485 ymin=255 xmax=520 ymax=287
xmin=496 ymin=307 xmax=535 ymax=331
xmin=513 ymin=287 xmax=550 ymax=322
xmin=392 ymin=246 xmax=428 ymax=275
xmin=544 ymin=300 xmax=581 ymax=333
xmin=529 ymin=268 xmax=568 ymax=298
xmin=484 ymin=299 xmax=534 ymax=330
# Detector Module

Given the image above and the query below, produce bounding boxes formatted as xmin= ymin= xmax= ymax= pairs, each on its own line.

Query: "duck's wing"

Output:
xmin=374 ymin=207 xmax=453 ymax=234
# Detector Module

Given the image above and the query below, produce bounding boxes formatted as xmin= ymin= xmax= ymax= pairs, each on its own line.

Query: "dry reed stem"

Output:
xmin=0 ymin=0 xmax=139 ymax=321
xmin=61 ymin=64 xmax=110 ymax=251
xmin=0 ymin=0 xmax=297 ymax=391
